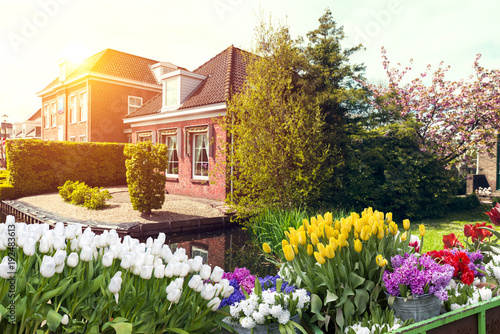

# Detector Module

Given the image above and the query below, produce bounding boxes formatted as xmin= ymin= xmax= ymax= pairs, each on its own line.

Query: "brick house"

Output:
xmin=12 ymin=109 xmax=42 ymax=139
xmin=37 ymin=49 xmax=162 ymax=143
xmin=124 ymin=46 xmax=249 ymax=201
xmin=469 ymin=142 xmax=500 ymax=194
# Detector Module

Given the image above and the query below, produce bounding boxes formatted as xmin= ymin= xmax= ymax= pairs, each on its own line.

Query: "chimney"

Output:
xmin=58 ymin=59 xmax=79 ymax=81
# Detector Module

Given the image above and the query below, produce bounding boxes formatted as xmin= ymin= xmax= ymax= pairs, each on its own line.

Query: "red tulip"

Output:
xmin=464 ymin=224 xmax=474 ymax=238
xmin=409 ymin=240 xmax=420 ymax=253
xmin=443 ymin=233 xmax=460 ymax=249
xmin=485 ymin=203 xmax=500 ymax=226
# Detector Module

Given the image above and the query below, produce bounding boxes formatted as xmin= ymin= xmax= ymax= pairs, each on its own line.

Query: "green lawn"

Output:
xmin=416 ymin=204 xmax=493 ymax=253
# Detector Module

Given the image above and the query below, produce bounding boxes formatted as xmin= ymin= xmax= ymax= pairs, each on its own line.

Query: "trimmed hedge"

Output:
xmin=0 ymin=182 xmax=15 ymax=200
xmin=6 ymin=139 xmax=127 ymax=197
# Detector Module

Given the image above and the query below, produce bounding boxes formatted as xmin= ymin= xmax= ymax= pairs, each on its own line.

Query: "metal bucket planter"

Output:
xmin=231 ymin=314 xmax=300 ymax=334
xmin=389 ymin=294 xmax=441 ymax=322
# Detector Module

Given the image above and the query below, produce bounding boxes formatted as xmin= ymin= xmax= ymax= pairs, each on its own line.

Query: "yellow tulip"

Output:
xmin=329 ymin=237 xmax=338 ymax=251
xmin=400 ymin=231 xmax=407 ymax=242
xmin=262 ymin=243 xmax=271 ymax=254
xmin=354 ymin=239 xmax=362 ymax=253
xmin=354 ymin=231 xmax=359 ymax=239
xmin=314 ymin=251 xmax=326 ymax=265
xmin=298 ymin=231 xmax=306 ymax=245
xmin=333 ymin=230 xmax=340 ymax=238
xmin=334 ymin=220 xmax=341 ymax=231
xmin=311 ymin=217 xmax=318 ymax=226
xmin=290 ymin=233 xmax=299 ymax=248
xmin=361 ymin=225 xmax=371 ymax=241
xmin=354 ymin=220 xmax=363 ymax=234
xmin=386 ymin=212 xmax=392 ymax=223
xmin=325 ymin=244 xmax=335 ymax=258
xmin=307 ymin=244 xmax=313 ymax=256
xmin=403 ymin=219 xmax=410 ymax=230
xmin=282 ymin=239 xmax=289 ymax=250
xmin=325 ymin=225 xmax=334 ymax=239
xmin=389 ymin=221 xmax=398 ymax=236
xmin=303 ymin=219 xmax=310 ymax=231
xmin=317 ymin=243 xmax=327 ymax=257
xmin=339 ymin=233 xmax=346 ymax=247
xmin=377 ymin=227 xmax=385 ymax=239
xmin=371 ymin=224 xmax=378 ymax=236
xmin=284 ymin=245 xmax=295 ymax=261
xmin=317 ymin=214 xmax=325 ymax=225
xmin=292 ymin=245 xmax=298 ymax=255
xmin=419 ymin=224 xmax=425 ymax=237
xmin=325 ymin=212 xmax=333 ymax=225
xmin=310 ymin=233 xmax=319 ymax=246
xmin=284 ymin=231 xmax=291 ymax=240
xmin=376 ymin=255 xmax=387 ymax=267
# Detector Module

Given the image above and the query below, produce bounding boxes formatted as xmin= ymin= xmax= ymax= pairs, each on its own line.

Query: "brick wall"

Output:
xmin=177 ymin=234 xmax=226 ymax=269
xmin=90 ymin=80 xmax=160 ymax=143
xmin=478 ymin=149 xmax=497 ymax=192
xmin=132 ymin=116 xmax=228 ymax=201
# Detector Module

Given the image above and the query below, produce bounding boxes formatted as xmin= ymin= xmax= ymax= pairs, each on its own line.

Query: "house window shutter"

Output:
xmin=184 ymin=128 xmax=190 ymax=156
xmin=208 ymin=124 xmax=214 ymax=158
xmin=151 ymin=131 xmax=157 ymax=143
xmin=177 ymin=127 xmax=182 ymax=156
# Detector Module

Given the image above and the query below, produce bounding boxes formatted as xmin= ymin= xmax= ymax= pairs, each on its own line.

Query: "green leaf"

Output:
xmin=335 ymin=307 xmax=344 ymax=329
xmin=348 ymin=272 xmax=365 ymax=289
xmin=110 ymin=322 xmax=133 ymax=334
xmin=310 ymin=293 xmax=323 ymax=314
xmin=46 ymin=309 xmax=63 ymax=332
xmin=324 ymin=290 xmax=338 ymax=305
xmin=353 ymin=289 xmax=369 ymax=315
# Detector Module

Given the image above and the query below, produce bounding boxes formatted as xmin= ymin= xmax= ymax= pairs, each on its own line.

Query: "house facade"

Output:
xmin=12 ymin=109 xmax=42 ymax=139
xmin=470 ymin=142 xmax=500 ymax=194
xmin=124 ymin=46 xmax=249 ymax=201
xmin=37 ymin=49 xmax=162 ymax=143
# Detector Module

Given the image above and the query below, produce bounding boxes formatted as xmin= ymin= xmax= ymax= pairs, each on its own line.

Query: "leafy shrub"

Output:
xmin=447 ymin=194 xmax=481 ymax=212
xmin=124 ymin=142 xmax=168 ymax=214
xmin=58 ymin=180 xmax=112 ymax=210
xmin=7 ymin=139 xmax=126 ymax=197
xmin=0 ymin=182 xmax=15 ymax=200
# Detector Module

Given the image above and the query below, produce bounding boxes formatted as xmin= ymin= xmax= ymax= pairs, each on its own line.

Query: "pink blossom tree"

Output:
xmin=367 ymin=47 xmax=500 ymax=166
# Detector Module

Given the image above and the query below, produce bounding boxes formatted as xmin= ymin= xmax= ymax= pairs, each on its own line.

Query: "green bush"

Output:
xmin=124 ymin=142 xmax=168 ymax=214
xmin=447 ymin=194 xmax=481 ymax=212
xmin=58 ymin=180 xmax=112 ymax=210
xmin=0 ymin=182 xmax=15 ymax=200
xmin=6 ymin=139 xmax=126 ymax=197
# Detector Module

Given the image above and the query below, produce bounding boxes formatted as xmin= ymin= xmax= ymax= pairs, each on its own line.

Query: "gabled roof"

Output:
xmin=39 ymin=49 xmax=159 ymax=94
xmin=27 ymin=109 xmax=41 ymax=121
xmin=126 ymin=45 xmax=250 ymax=118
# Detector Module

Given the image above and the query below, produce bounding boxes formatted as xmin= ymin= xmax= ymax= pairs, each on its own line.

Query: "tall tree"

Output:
xmin=367 ymin=47 xmax=500 ymax=166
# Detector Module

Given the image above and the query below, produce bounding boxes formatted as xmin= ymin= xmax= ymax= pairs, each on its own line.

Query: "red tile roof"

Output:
xmin=39 ymin=49 xmax=159 ymax=94
xmin=126 ymin=45 xmax=250 ymax=118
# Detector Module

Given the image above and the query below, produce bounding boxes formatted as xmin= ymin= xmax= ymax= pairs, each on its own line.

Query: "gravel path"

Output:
xmin=14 ymin=186 xmax=226 ymax=224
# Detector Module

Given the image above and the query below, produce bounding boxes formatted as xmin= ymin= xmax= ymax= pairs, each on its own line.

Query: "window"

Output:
xmin=193 ymin=133 xmax=209 ymax=179
xmin=128 ymin=96 xmax=143 ymax=114
xmin=165 ymin=77 xmax=179 ymax=107
xmin=79 ymin=91 xmax=87 ymax=122
xmin=44 ymin=104 xmax=49 ymax=129
xmin=161 ymin=131 xmax=179 ymax=176
xmin=51 ymin=102 xmax=57 ymax=127
xmin=191 ymin=246 xmax=208 ymax=264
xmin=137 ymin=132 xmax=152 ymax=142
xmin=79 ymin=135 xmax=87 ymax=142
xmin=69 ymin=136 xmax=76 ymax=142
xmin=70 ymin=94 xmax=77 ymax=123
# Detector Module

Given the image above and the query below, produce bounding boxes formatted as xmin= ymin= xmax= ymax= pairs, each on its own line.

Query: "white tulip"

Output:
xmin=78 ymin=234 xmax=92 ymax=249
xmin=39 ymin=236 xmax=51 ymax=254
xmin=55 ymin=263 xmax=65 ymax=274
xmin=40 ymin=256 xmax=56 ymax=278
xmin=164 ymin=263 xmax=174 ymax=278
xmin=188 ymin=275 xmax=203 ymax=292
xmin=210 ymin=266 xmax=224 ymax=283
xmin=199 ymin=264 xmax=212 ymax=280
xmin=131 ymin=265 xmax=141 ymax=276
xmin=172 ymin=262 xmax=183 ymax=276
xmin=108 ymin=271 xmax=123 ymax=293
xmin=70 ymin=238 xmax=79 ymax=251
xmin=166 ymin=278 xmax=184 ymax=294
xmin=153 ymin=257 xmax=163 ymax=266
xmin=208 ymin=297 xmax=221 ymax=311
xmin=67 ymin=252 xmax=79 ymax=267
xmin=74 ymin=223 xmax=83 ymax=237
xmin=120 ymin=253 xmax=134 ymax=269
xmin=61 ymin=314 xmax=69 ymax=325
xmin=144 ymin=253 xmax=154 ymax=266
xmin=53 ymin=235 xmax=66 ymax=250
xmin=146 ymin=237 xmax=153 ymax=249
xmin=166 ymin=288 xmax=181 ymax=303
xmin=134 ymin=252 xmax=146 ymax=268
xmin=64 ymin=224 xmax=77 ymax=240
xmin=201 ymin=284 xmax=216 ymax=300
xmin=156 ymin=232 xmax=166 ymax=245
xmin=102 ymin=251 xmax=114 ymax=267
xmin=0 ymin=256 xmax=15 ymax=279
xmin=221 ymin=285 xmax=235 ymax=299
xmin=80 ymin=246 xmax=93 ymax=262
xmin=174 ymin=248 xmax=188 ymax=262
xmin=154 ymin=264 xmax=165 ymax=279
xmin=0 ymin=234 xmax=6 ymax=251
xmin=53 ymin=249 xmax=67 ymax=266
xmin=23 ymin=237 xmax=36 ymax=256
xmin=179 ymin=263 xmax=190 ymax=277
xmin=151 ymin=241 xmax=162 ymax=256
xmin=160 ymin=245 xmax=173 ymax=263
xmin=190 ymin=256 xmax=203 ymax=272
xmin=54 ymin=222 xmax=65 ymax=236
xmin=140 ymin=265 xmax=153 ymax=280
xmin=106 ymin=229 xmax=118 ymax=246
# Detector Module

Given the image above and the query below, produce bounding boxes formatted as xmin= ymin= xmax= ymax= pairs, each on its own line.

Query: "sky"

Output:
xmin=1 ymin=0 xmax=499 ymax=123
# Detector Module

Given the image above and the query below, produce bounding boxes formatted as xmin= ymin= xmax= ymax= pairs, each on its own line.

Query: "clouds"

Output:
xmin=1 ymin=0 xmax=499 ymax=122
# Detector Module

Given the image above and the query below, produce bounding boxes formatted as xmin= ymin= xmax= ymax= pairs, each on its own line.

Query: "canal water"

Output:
xmin=0 ymin=212 xmax=278 ymax=278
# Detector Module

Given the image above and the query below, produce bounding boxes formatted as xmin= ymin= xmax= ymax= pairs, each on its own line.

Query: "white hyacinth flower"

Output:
xmin=67 ymin=252 xmax=79 ymax=268
xmin=40 ymin=255 xmax=56 ymax=278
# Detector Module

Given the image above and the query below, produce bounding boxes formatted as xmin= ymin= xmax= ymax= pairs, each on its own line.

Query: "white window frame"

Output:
xmin=161 ymin=131 xmax=179 ymax=178
xmin=128 ymin=96 xmax=143 ymax=114
xmin=79 ymin=91 xmax=87 ymax=122
xmin=164 ymin=77 xmax=179 ymax=107
xmin=51 ymin=101 xmax=57 ymax=128
xmin=69 ymin=136 xmax=76 ymax=142
xmin=79 ymin=135 xmax=87 ymax=142
xmin=44 ymin=104 xmax=49 ymax=129
xmin=191 ymin=246 xmax=208 ymax=264
xmin=192 ymin=132 xmax=209 ymax=180
xmin=69 ymin=94 xmax=77 ymax=124
xmin=137 ymin=131 xmax=152 ymax=142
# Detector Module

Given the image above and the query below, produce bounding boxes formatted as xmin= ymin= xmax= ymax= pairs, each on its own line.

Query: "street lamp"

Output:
xmin=1 ymin=114 xmax=8 ymax=169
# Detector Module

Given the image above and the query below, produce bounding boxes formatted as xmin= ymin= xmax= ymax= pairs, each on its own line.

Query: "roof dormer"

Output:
xmin=160 ymin=69 xmax=207 ymax=111
xmin=150 ymin=62 xmax=179 ymax=84
xmin=58 ymin=59 xmax=79 ymax=82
